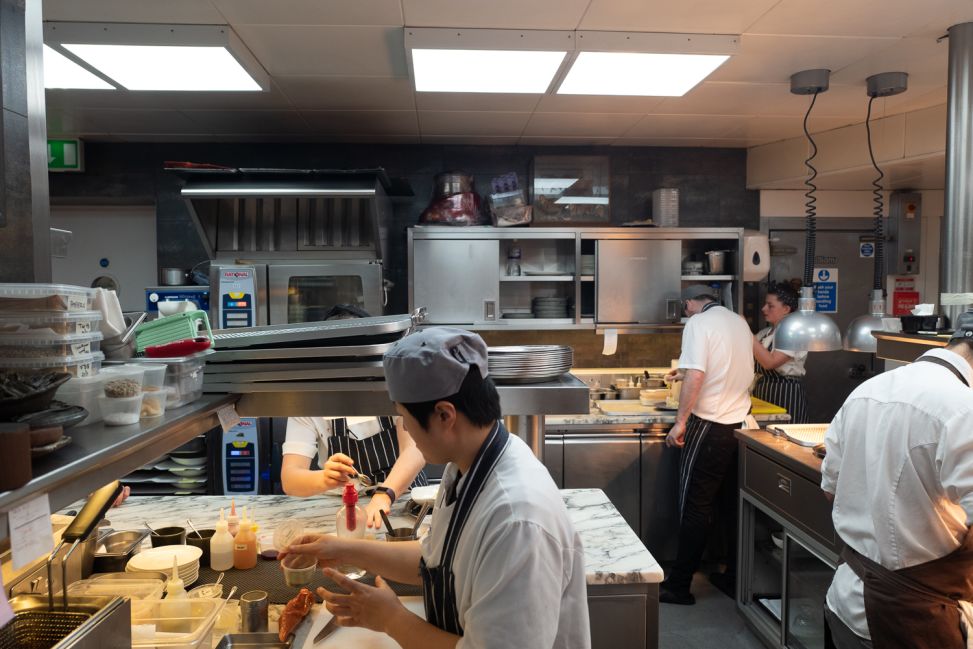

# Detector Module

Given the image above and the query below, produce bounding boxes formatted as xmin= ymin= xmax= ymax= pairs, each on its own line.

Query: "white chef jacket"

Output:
xmin=282 ymin=416 xmax=384 ymax=461
xmin=821 ymin=347 xmax=973 ymax=639
xmin=678 ymin=304 xmax=755 ymax=424
xmin=755 ymin=326 xmax=807 ymax=378
xmin=421 ymin=434 xmax=590 ymax=649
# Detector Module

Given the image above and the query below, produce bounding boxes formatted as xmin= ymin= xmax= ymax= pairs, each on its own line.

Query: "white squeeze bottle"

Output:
xmin=211 ymin=508 xmax=235 ymax=571
xmin=336 ymin=483 xmax=366 ymax=579
xmin=164 ymin=556 xmax=191 ymax=634
xmin=228 ymin=499 xmax=240 ymax=537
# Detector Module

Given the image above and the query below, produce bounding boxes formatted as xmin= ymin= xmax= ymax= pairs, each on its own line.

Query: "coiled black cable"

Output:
xmin=865 ymin=95 xmax=885 ymax=291
xmin=802 ymin=91 xmax=820 ymax=287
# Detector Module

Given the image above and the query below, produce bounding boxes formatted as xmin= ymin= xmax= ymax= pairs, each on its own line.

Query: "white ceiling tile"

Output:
xmin=518 ymin=136 xmax=619 ymax=145
xmin=233 ymin=25 xmax=407 ymax=76
xmin=422 ymin=135 xmax=521 ymax=145
xmin=522 ymin=112 xmax=642 ymax=137
xmin=748 ymin=0 xmax=965 ymax=38
xmin=882 ymin=86 xmax=947 ymax=116
xmin=627 ymin=114 xmax=745 ymax=138
xmin=42 ymin=0 xmax=225 ymax=23
xmin=211 ymin=0 xmax=403 ymax=26
xmin=534 ymin=94 xmax=666 ymax=113
xmin=46 ymin=108 xmax=202 ymax=135
xmin=709 ymin=34 xmax=899 ymax=84
xmin=615 ymin=137 xmax=753 ymax=148
xmin=402 ymin=0 xmax=590 ymax=29
xmin=418 ymin=111 xmax=531 ymax=136
xmin=415 ymin=92 xmax=541 ymax=112
xmin=652 ymin=82 xmax=868 ymax=118
xmin=579 ymin=0 xmax=779 ymax=33
xmin=47 ymin=80 xmax=294 ymax=111
xmin=830 ymin=37 xmax=948 ymax=87
xmin=300 ymin=110 xmax=419 ymax=136
xmin=182 ymin=109 xmax=308 ymax=134
xmin=275 ymin=76 xmax=415 ymax=109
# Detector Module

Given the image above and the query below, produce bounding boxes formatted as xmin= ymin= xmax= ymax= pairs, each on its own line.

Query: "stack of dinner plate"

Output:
xmin=531 ymin=297 xmax=570 ymax=319
xmin=126 ymin=545 xmax=202 ymax=585
xmin=487 ymin=345 xmax=573 ymax=384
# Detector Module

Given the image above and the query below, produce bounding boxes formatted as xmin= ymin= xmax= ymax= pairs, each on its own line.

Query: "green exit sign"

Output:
xmin=48 ymin=139 xmax=83 ymax=172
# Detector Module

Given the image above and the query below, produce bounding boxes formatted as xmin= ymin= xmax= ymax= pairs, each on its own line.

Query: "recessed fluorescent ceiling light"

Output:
xmin=43 ymin=45 xmax=113 ymax=89
xmin=62 ymin=44 xmax=260 ymax=91
xmin=413 ymin=48 xmax=566 ymax=93
xmin=558 ymin=51 xmax=729 ymax=96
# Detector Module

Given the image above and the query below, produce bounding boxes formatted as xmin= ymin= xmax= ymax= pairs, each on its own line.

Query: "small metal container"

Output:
xmin=160 ymin=268 xmax=188 ymax=286
xmin=240 ymin=591 xmax=269 ymax=633
xmin=92 ymin=529 xmax=149 ymax=573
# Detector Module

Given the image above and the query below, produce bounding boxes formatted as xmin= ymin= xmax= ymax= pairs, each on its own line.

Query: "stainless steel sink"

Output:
xmin=0 ymin=595 xmax=130 ymax=649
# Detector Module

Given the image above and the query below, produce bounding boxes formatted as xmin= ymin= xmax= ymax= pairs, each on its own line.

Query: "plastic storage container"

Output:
xmin=99 ymin=393 xmax=144 ymax=426
xmin=0 ymin=331 xmax=103 ymax=358
xmin=0 ymin=283 xmax=94 ymax=312
xmin=0 ymin=310 xmax=102 ymax=335
xmin=138 ymin=351 xmax=210 ymax=408
xmin=135 ymin=311 xmax=213 ymax=354
xmin=67 ymin=577 xmax=165 ymax=601
xmin=56 ymin=374 xmax=107 ymax=424
xmin=0 ymin=351 xmax=104 ymax=377
xmin=140 ymin=389 xmax=167 ymax=419
xmin=101 ymin=364 xmax=146 ymax=398
xmin=130 ymin=597 xmax=223 ymax=649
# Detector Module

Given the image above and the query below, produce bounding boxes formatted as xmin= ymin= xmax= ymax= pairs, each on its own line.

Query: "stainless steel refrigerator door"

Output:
xmin=640 ymin=431 xmax=681 ymax=563
xmin=411 ymin=239 xmax=500 ymax=323
xmin=562 ymin=433 xmax=641 ymax=534
xmin=596 ymin=239 xmax=681 ymax=324
xmin=267 ymin=262 xmax=384 ymax=324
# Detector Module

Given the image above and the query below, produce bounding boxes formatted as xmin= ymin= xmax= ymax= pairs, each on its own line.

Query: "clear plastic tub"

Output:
xmin=68 ymin=577 xmax=165 ymax=600
xmin=137 ymin=351 xmax=210 ymax=408
xmin=101 ymin=364 xmax=146 ymax=398
xmin=0 ymin=283 xmax=94 ymax=312
xmin=140 ymin=389 xmax=167 ymax=419
xmin=130 ymin=597 xmax=223 ymax=649
xmin=99 ymin=393 xmax=144 ymax=426
xmin=56 ymin=374 xmax=107 ymax=424
xmin=0 ymin=351 xmax=104 ymax=377
xmin=0 ymin=331 xmax=103 ymax=358
xmin=137 ymin=364 xmax=167 ymax=391
xmin=0 ymin=310 xmax=102 ymax=335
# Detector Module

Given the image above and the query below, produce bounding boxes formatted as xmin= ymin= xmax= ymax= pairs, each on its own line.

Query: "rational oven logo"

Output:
xmin=223 ymin=271 xmax=251 ymax=279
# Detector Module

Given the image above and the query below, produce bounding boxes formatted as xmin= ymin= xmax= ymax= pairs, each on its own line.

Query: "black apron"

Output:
xmin=753 ymin=326 xmax=808 ymax=424
xmin=833 ymin=355 xmax=972 ymax=649
xmin=327 ymin=417 xmax=428 ymax=488
xmin=420 ymin=421 xmax=510 ymax=635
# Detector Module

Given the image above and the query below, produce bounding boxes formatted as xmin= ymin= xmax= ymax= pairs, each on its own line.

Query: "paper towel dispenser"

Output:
xmin=743 ymin=230 xmax=770 ymax=281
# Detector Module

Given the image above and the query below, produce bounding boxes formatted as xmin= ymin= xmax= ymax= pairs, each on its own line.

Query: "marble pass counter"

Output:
xmin=102 ymin=489 xmax=663 ymax=649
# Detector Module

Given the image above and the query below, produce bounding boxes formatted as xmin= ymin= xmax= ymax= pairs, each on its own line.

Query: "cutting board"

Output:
xmin=751 ymin=397 xmax=787 ymax=415
xmin=595 ymin=397 xmax=787 ymax=416
xmin=292 ymin=596 xmax=425 ymax=648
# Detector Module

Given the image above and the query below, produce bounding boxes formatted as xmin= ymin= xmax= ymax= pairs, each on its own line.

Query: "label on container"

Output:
xmin=67 ymin=294 xmax=88 ymax=310
xmin=75 ymin=361 xmax=94 ymax=378
xmin=70 ymin=342 xmax=91 ymax=355
xmin=76 ymin=321 xmax=92 ymax=334
xmin=218 ymin=405 xmax=242 ymax=433
xmin=234 ymin=544 xmax=248 ymax=551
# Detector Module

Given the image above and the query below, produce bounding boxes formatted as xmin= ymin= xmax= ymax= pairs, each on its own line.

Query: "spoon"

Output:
xmin=412 ymin=502 xmax=431 ymax=536
xmin=186 ymin=519 xmax=200 ymax=538
xmin=144 ymin=521 xmax=158 ymax=534
xmin=215 ymin=572 xmax=225 ymax=586
xmin=379 ymin=510 xmax=395 ymax=536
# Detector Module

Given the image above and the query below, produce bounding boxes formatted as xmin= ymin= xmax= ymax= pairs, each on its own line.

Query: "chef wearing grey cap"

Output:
xmin=279 ymin=327 xmax=591 ymax=649
xmin=660 ymin=284 xmax=754 ymax=605
xmin=821 ymin=325 xmax=973 ymax=649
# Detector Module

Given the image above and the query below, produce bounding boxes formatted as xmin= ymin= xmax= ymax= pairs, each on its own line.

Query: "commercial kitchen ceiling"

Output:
xmin=42 ymin=0 xmax=973 ymax=148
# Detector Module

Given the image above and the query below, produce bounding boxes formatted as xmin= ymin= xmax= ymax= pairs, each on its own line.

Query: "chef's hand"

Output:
xmin=664 ymin=368 xmax=684 ymax=383
xmin=112 ymin=485 xmax=131 ymax=508
xmin=318 ymin=569 xmax=405 ymax=634
xmin=365 ymin=493 xmax=392 ymax=529
xmin=321 ymin=453 xmax=357 ymax=491
xmin=278 ymin=533 xmax=341 ymax=569
xmin=666 ymin=420 xmax=686 ymax=448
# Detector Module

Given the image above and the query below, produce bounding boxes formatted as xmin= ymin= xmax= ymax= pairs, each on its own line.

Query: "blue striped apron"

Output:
xmin=420 ymin=420 xmax=509 ymax=635
xmin=328 ymin=417 xmax=429 ymax=488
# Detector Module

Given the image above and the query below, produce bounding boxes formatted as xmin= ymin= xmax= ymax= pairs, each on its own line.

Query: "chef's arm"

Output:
xmin=338 ymin=537 xmax=426 ymax=586
xmin=752 ymin=336 xmax=790 ymax=370
xmin=372 ymin=418 xmax=427 ymax=506
xmin=281 ymin=453 xmax=356 ymax=497
xmin=675 ymin=369 xmax=704 ymax=426
xmin=385 ymin=612 xmax=459 ymax=649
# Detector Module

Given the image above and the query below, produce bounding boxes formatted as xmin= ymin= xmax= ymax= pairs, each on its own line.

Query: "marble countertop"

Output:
xmin=93 ymin=489 xmax=662 ymax=586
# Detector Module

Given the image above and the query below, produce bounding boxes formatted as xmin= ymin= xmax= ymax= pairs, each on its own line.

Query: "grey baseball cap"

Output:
xmin=383 ymin=327 xmax=489 ymax=403
xmin=681 ymin=284 xmax=719 ymax=301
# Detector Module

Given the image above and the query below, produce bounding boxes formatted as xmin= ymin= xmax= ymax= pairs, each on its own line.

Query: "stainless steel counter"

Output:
xmin=734 ymin=428 xmax=823 ymax=483
xmin=873 ymin=330 xmax=949 ymax=363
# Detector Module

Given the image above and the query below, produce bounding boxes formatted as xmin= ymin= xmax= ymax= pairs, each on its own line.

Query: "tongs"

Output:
xmin=47 ymin=480 xmax=123 ymax=610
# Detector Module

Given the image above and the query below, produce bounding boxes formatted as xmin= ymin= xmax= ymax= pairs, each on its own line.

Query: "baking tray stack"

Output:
xmin=487 ymin=345 xmax=574 ymax=384
xmin=202 ymin=314 xmax=416 ymax=392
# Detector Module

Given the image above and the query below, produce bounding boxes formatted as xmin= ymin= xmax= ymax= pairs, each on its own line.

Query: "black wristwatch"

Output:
xmin=372 ymin=485 xmax=396 ymax=502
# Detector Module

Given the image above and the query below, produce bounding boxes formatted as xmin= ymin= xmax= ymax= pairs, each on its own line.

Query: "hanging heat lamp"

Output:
xmin=843 ymin=72 xmax=909 ymax=352
xmin=775 ymin=69 xmax=843 ymax=353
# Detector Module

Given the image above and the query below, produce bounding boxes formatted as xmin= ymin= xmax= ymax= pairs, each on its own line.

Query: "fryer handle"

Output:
xmin=62 ymin=481 xmax=122 ymax=542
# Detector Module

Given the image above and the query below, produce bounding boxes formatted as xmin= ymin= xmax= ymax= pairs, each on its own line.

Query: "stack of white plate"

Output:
xmin=487 ymin=345 xmax=573 ymax=384
xmin=126 ymin=545 xmax=202 ymax=586
xmin=532 ymin=297 xmax=570 ymax=319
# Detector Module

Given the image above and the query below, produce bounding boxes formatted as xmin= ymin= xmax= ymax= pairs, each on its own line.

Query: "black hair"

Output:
xmin=323 ymin=304 xmax=372 ymax=320
xmin=401 ymin=366 xmax=501 ymax=429
xmin=767 ymin=281 xmax=799 ymax=312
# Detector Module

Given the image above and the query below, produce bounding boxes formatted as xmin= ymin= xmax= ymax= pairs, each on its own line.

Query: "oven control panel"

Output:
xmin=222 ymin=418 xmax=259 ymax=495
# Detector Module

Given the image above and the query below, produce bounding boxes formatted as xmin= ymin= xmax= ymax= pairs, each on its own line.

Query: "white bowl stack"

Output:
xmin=126 ymin=545 xmax=202 ymax=586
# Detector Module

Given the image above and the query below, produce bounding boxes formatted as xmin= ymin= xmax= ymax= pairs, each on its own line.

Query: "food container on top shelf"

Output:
xmin=136 ymin=351 xmax=210 ymax=408
xmin=0 ymin=330 xmax=103 ymax=359
xmin=0 ymin=310 xmax=102 ymax=335
xmin=100 ymin=364 xmax=145 ymax=398
xmin=99 ymin=393 xmax=144 ymax=426
xmin=130 ymin=597 xmax=223 ymax=649
xmin=0 ymin=283 xmax=94 ymax=312
xmin=0 ymin=351 xmax=104 ymax=377
xmin=136 ymin=363 xmax=168 ymax=418
xmin=56 ymin=374 xmax=107 ymax=424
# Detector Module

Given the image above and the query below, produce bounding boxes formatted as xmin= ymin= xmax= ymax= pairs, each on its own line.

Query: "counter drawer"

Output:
xmin=742 ymin=446 xmax=838 ymax=552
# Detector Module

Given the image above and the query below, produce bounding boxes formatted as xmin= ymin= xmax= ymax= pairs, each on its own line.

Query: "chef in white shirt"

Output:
xmin=821 ymin=325 xmax=973 ymax=649
xmin=662 ymin=284 xmax=754 ymax=605
xmin=279 ymin=327 xmax=591 ymax=649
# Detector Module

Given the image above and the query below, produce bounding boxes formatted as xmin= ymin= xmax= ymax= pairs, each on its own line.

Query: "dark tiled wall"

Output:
xmin=48 ymin=142 xmax=757 ymax=313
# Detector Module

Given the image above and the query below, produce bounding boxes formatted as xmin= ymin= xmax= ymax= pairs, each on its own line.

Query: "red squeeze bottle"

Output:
xmin=343 ymin=483 xmax=358 ymax=531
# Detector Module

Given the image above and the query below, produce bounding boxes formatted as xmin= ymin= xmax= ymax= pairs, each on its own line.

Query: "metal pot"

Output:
xmin=705 ymin=251 xmax=727 ymax=275
xmin=160 ymin=268 xmax=188 ymax=286
xmin=434 ymin=171 xmax=474 ymax=198
xmin=613 ymin=385 xmax=641 ymax=400
xmin=589 ymin=387 xmax=618 ymax=401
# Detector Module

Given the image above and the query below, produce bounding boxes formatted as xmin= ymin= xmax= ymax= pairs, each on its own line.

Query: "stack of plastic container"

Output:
xmin=0 ymin=284 xmax=106 ymax=419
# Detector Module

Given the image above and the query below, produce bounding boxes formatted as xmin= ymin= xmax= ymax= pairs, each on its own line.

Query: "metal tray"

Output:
xmin=203 ymin=380 xmax=388 ymax=393
xmin=207 ymin=342 xmax=393 ymax=363
xmin=211 ymin=314 xmax=414 ymax=349
xmin=202 ymin=360 xmax=383 ymax=374
xmin=203 ymin=365 xmax=385 ymax=383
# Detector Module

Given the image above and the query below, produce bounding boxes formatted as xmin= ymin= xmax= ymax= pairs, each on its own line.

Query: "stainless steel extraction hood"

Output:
xmin=175 ymin=168 xmax=394 ymax=261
